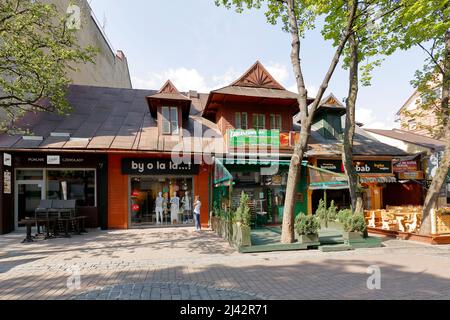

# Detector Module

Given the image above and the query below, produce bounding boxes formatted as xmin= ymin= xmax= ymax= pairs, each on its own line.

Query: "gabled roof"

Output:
xmin=365 ymin=129 xmax=446 ymax=151
xmin=0 ymin=85 xmax=221 ymax=153
xmin=146 ymin=80 xmax=192 ymax=119
xmin=230 ymin=61 xmax=285 ymax=90
xmin=147 ymin=80 xmax=191 ymax=101
xmin=203 ymin=61 xmax=299 ymax=120
xmin=319 ymin=93 xmax=345 ymax=109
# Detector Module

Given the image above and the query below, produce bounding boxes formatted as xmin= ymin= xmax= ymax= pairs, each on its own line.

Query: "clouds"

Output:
xmin=131 ymin=61 xmax=294 ymax=93
xmin=356 ymin=107 xmax=396 ymax=129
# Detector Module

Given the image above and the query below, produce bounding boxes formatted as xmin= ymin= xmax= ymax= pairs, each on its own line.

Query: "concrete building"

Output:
xmin=43 ymin=0 xmax=132 ymax=89
xmin=396 ymin=88 xmax=442 ymax=138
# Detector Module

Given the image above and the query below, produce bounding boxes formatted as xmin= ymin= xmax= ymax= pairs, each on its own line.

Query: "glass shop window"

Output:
xmin=47 ymin=170 xmax=96 ymax=207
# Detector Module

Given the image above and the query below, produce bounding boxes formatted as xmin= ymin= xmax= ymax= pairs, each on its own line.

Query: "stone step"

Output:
xmin=319 ymin=244 xmax=354 ymax=252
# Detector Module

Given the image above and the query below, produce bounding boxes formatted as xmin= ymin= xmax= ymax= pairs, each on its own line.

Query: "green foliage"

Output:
xmin=343 ymin=214 xmax=367 ymax=233
xmin=328 ymin=200 xmax=338 ymax=221
xmin=214 ymin=0 xmax=317 ymax=37
xmin=315 ymin=199 xmax=328 ymax=227
xmin=316 ymin=199 xmax=339 ymax=227
xmin=337 ymin=209 xmax=353 ymax=224
xmin=380 ymin=0 xmax=450 ymax=138
xmin=234 ymin=191 xmax=251 ymax=226
xmin=0 ymin=0 xmax=98 ymax=131
xmin=295 ymin=213 xmax=321 ymax=236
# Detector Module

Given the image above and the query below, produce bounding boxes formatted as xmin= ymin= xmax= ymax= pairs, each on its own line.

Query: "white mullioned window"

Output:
xmin=161 ymin=106 xmax=179 ymax=135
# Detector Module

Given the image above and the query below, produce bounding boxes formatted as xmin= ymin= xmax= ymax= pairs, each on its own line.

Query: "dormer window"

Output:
xmin=162 ymin=106 xmax=179 ymax=135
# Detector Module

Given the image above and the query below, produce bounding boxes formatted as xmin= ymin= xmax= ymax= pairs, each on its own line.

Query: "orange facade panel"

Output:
xmin=194 ymin=164 xmax=211 ymax=227
xmin=108 ymin=154 xmax=129 ymax=229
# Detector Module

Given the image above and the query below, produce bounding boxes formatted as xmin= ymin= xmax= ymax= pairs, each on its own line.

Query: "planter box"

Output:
xmin=233 ymin=223 xmax=251 ymax=247
xmin=328 ymin=221 xmax=345 ymax=231
xmin=298 ymin=234 xmax=319 ymax=244
xmin=342 ymin=231 xmax=364 ymax=241
xmin=211 ymin=217 xmax=219 ymax=232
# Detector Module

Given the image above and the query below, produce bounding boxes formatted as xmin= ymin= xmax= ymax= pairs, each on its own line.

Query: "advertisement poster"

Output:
xmin=3 ymin=171 xmax=11 ymax=194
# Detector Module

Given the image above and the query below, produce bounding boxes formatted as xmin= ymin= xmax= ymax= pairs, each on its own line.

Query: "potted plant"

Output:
xmin=316 ymin=199 xmax=328 ymax=228
xmin=233 ymin=192 xmax=252 ymax=247
xmin=295 ymin=213 xmax=321 ymax=244
xmin=332 ymin=209 xmax=352 ymax=231
xmin=343 ymin=214 xmax=367 ymax=241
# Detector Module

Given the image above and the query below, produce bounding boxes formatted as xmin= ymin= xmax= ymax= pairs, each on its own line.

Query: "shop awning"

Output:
xmin=223 ymin=158 xmax=294 ymax=166
xmin=308 ymin=165 xmax=349 ymax=190
xmin=214 ymin=158 xmax=233 ymax=186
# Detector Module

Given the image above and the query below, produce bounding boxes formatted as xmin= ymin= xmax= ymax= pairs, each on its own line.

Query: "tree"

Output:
xmin=382 ymin=0 xmax=450 ymax=234
xmin=215 ymin=0 xmax=359 ymax=243
xmin=0 ymin=0 xmax=97 ymax=131
xmin=322 ymin=0 xmax=399 ymax=216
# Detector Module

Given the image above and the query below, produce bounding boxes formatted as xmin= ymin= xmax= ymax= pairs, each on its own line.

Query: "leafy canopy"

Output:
xmin=0 ymin=0 xmax=97 ymax=131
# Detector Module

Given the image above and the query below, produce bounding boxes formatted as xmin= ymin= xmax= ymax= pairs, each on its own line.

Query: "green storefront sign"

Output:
xmin=228 ymin=129 xmax=280 ymax=147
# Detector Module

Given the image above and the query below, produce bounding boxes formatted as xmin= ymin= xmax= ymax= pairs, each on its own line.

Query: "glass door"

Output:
xmin=17 ymin=183 xmax=43 ymax=222
xmin=15 ymin=169 xmax=45 ymax=229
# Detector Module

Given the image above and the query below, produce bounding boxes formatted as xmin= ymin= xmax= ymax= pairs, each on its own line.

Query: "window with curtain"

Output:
xmin=47 ymin=170 xmax=96 ymax=206
xmin=270 ymin=114 xmax=282 ymax=130
xmin=161 ymin=106 xmax=179 ymax=135
xmin=253 ymin=114 xmax=266 ymax=130
xmin=235 ymin=112 xmax=248 ymax=129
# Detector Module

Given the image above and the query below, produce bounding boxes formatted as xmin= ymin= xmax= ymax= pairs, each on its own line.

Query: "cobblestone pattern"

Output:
xmin=72 ymin=281 xmax=265 ymax=300
xmin=2 ymin=228 xmax=450 ymax=300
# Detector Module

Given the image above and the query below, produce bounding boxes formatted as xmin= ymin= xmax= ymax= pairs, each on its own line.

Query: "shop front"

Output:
xmin=213 ymin=158 xmax=308 ymax=226
xmin=313 ymin=158 xmax=400 ymax=212
xmin=0 ymin=152 xmax=108 ymax=233
xmin=108 ymin=154 xmax=211 ymax=230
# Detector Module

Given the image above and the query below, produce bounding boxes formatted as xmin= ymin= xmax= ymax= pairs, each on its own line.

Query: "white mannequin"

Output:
xmin=181 ymin=191 xmax=191 ymax=224
xmin=170 ymin=192 xmax=180 ymax=224
xmin=155 ymin=192 xmax=165 ymax=224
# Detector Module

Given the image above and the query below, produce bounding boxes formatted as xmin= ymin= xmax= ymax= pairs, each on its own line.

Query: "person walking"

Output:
xmin=194 ymin=196 xmax=201 ymax=232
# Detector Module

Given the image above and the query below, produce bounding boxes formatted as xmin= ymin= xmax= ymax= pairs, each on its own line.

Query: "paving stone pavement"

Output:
xmin=71 ymin=281 xmax=265 ymax=300
xmin=1 ymin=227 xmax=450 ymax=300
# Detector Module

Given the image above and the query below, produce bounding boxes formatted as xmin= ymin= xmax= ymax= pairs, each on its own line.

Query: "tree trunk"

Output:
xmin=281 ymin=0 xmax=358 ymax=243
xmin=342 ymin=26 xmax=364 ymax=216
xmin=420 ymin=29 xmax=450 ymax=235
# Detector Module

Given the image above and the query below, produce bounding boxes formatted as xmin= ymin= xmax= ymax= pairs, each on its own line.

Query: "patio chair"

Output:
xmin=405 ymin=213 xmax=421 ymax=233
xmin=381 ymin=212 xmax=396 ymax=230
xmin=366 ymin=211 xmax=376 ymax=228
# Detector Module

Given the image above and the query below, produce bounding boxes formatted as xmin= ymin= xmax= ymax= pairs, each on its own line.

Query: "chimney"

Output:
xmin=188 ymin=90 xmax=199 ymax=99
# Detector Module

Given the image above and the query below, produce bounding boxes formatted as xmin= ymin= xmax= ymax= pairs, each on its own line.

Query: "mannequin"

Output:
xmin=170 ymin=192 xmax=180 ymax=224
xmin=155 ymin=192 xmax=165 ymax=224
xmin=181 ymin=191 xmax=191 ymax=224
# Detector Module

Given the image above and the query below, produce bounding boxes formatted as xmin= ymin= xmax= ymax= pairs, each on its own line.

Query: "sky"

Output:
xmin=88 ymin=0 xmax=429 ymax=130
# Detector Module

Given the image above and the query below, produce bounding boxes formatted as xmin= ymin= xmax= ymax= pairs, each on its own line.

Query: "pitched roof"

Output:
xmin=230 ymin=61 xmax=285 ymax=90
xmin=0 ymin=85 xmax=221 ymax=153
xmin=307 ymin=126 xmax=407 ymax=157
xmin=147 ymin=80 xmax=191 ymax=101
xmin=319 ymin=93 xmax=345 ymax=110
xmin=365 ymin=129 xmax=446 ymax=151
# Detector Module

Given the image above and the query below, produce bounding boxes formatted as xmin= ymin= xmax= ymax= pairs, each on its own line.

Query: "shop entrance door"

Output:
xmin=129 ymin=176 xmax=194 ymax=227
xmin=15 ymin=182 xmax=44 ymax=229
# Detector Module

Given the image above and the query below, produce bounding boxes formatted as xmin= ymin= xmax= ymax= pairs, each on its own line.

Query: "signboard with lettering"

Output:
xmin=228 ymin=130 xmax=280 ymax=148
xmin=353 ymin=160 xmax=392 ymax=174
xmin=317 ymin=159 xmax=393 ymax=175
xmin=122 ymin=159 xmax=200 ymax=175
xmin=14 ymin=153 xmax=98 ymax=168
xmin=393 ymin=160 xmax=418 ymax=173
xmin=3 ymin=153 xmax=11 ymax=167
xmin=398 ymin=171 xmax=424 ymax=180
xmin=47 ymin=155 xmax=61 ymax=165
xmin=3 ymin=171 xmax=11 ymax=194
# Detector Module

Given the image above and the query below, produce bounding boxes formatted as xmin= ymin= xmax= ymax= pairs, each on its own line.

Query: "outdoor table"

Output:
xmin=392 ymin=212 xmax=408 ymax=232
